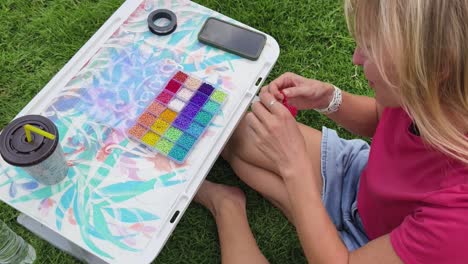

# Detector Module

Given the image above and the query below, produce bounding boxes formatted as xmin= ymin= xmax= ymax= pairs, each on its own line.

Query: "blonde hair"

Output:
xmin=345 ymin=0 xmax=468 ymax=165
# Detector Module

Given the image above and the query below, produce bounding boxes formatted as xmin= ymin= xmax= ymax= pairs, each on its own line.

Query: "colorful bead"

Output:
xmin=141 ymin=131 xmax=160 ymax=146
xmin=203 ymin=101 xmax=221 ymax=114
xmin=165 ymin=127 xmax=183 ymax=142
xmin=177 ymin=133 xmax=196 ymax=150
xmin=190 ymin=92 xmax=209 ymax=107
xmin=155 ymin=138 xmax=173 ymax=154
xmin=173 ymin=115 xmax=192 ymax=130
xmin=130 ymin=71 xmax=228 ymax=163
xmin=156 ymin=90 xmax=174 ymax=104
xmin=181 ymin=103 xmax=200 ymax=119
xmin=184 ymin=77 xmax=202 ymax=90
xmin=198 ymin=83 xmax=214 ymax=96
xmin=210 ymin=90 xmax=227 ymax=104
xmin=128 ymin=124 xmax=147 ymax=138
xmin=151 ymin=119 xmax=170 ymax=135
xmin=165 ymin=79 xmax=182 ymax=93
xmin=147 ymin=101 xmax=165 ymax=116
xmin=194 ymin=111 xmax=213 ymax=126
xmin=138 ymin=112 xmax=157 ymax=127
xmin=169 ymin=145 xmax=188 ymax=162
xmin=168 ymin=98 xmax=185 ymax=112
xmin=173 ymin=71 xmax=188 ymax=83
xmin=187 ymin=122 xmax=204 ymax=137
xmin=177 ymin=88 xmax=194 ymax=101
xmin=160 ymin=109 xmax=177 ymax=123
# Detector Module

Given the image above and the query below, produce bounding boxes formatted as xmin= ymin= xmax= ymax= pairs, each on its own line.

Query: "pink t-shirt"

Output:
xmin=358 ymin=107 xmax=468 ymax=264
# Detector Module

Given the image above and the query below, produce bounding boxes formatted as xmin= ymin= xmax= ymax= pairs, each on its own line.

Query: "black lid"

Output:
xmin=0 ymin=115 xmax=59 ymax=167
xmin=147 ymin=9 xmax=178 ymax=36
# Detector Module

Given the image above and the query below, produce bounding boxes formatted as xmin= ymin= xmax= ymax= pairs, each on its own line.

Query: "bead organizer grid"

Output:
xmin=128 ymin=71 xmax=228 ymax=163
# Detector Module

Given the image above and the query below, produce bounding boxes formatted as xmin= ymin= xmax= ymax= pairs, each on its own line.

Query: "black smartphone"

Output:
xmin=198 ymin=17 xmax=267 ymax=61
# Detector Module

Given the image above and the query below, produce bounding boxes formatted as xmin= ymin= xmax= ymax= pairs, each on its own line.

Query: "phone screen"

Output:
xmin=198 ymin=18 xmax=266 ymax=60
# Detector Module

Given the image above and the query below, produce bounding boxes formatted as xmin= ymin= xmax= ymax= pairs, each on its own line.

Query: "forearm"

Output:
xmin=326 ymin=90 xmax=379 ymax=138
xmin=283 ymin=166 xmax=349 ymax=264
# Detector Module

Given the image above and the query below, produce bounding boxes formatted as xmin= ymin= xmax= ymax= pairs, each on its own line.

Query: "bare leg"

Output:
xmin=222 ymin=118 xmax=324 ymax=223
xmin=192 ymin=118 xmax=323 ymax=263
xmin=194 ymin=181 xmax=269 ymax=264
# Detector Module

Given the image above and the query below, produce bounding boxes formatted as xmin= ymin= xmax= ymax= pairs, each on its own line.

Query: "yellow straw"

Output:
xmin=24 ymin=124 xmax=56 ymax=143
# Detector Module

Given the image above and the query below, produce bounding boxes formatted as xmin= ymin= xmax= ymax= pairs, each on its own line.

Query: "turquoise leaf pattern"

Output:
xmin=10 ymin=180 xmax=72 ymax=204
xmin=103 ymin=207 xmax=160 ymax=223
xmin=94 ymin=179 xmax=157 ymax=203
xmin=92 ymin=205 xmax=139 ymax=252
xmin=55 ymin=185 xmax=76 ymax=230
xmin=159 ymin=171 xmax=186 ymax=187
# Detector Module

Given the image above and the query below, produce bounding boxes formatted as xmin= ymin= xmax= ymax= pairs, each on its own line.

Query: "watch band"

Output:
xmin=315 ymin=85 xmax=342 ymax=114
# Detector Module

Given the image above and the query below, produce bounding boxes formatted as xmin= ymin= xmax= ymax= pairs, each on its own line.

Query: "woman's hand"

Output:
xmin=261 ymin=72 xmax=335 ymax=110
xmin=246 ymin=91 xmax=310 ymax=176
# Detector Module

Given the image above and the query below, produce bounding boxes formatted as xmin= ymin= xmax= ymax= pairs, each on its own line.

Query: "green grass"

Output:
xmin=0 ymin=0 xmax=370 ymax=263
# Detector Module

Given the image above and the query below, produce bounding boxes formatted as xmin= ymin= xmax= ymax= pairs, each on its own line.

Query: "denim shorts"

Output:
xmin=320 ymin=127 xmax=370 ymax=251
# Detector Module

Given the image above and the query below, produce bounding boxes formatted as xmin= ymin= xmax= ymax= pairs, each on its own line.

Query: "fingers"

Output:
xmin=245 ymin=112 xmax=267 ymax=136
xmin=269 ymin=72 xmax=301 ymax=90
xmin=282 ymin=85 xmax=311 ymax=98
xmin=260 ymin=85 xmax=270 ymax=95
xmin=259 ymin=91 xmax=288 ymax=116
xmin=251 ymin=101 xmax=272 ymax=124
xmin=261 ymin=72 xmax=302 ymax=99
xmin=260 ymin=84 xmax=283 ymax=100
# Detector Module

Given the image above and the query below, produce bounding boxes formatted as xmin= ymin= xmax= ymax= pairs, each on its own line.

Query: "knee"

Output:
xmin=221 ymin=136 xmax=238 ymax=163
xmin=221 ymin=142 xmax=233 ymax=162
xmin=221 ymin=117 xmax=248 ymax=162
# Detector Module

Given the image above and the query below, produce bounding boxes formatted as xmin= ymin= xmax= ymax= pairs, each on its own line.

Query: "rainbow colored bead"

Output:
xmin=128 ymin=71 xmax=228 ymax=163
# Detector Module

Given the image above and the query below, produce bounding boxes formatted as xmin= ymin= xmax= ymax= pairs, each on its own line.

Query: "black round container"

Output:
xmin=0 ymin=115 xmax=68 ymax=185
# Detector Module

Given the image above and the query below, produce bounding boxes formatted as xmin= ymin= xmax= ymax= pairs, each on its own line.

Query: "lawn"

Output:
xmin=0 ymin=0 xmax=370 ymax=263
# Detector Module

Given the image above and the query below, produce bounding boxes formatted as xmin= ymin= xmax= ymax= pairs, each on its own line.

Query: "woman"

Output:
xmin=195 ymin=0 xmax=468 ymax=263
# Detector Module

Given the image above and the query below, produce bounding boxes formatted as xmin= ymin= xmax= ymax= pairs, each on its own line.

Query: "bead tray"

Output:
xmin=127 ymin=71 xmax=228 ymax=163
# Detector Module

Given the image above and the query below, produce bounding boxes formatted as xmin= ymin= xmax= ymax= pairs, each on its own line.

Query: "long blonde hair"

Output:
xmin=345 ymin=0 xmax=468 ymax=165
